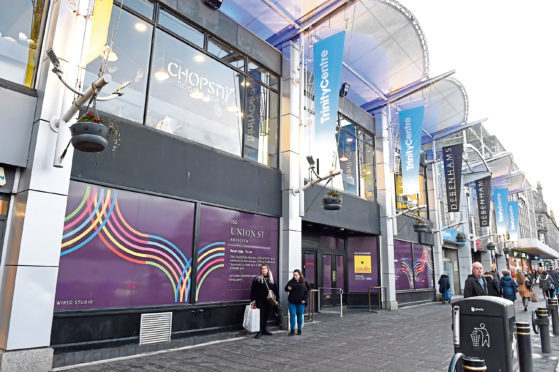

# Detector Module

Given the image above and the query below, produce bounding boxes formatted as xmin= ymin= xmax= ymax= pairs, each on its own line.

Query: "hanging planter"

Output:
xmin=486 ymin=242 xmax=496 ymax=250
xmin=322 ymin=190 xmax=342 ymax=211
xmin=412 ymin=219 xmax=429 ymax=233
xmin=456 ymin=233 xmax=467 ymax=243
xmin=70 ymin=112 xmax=120 ymax=153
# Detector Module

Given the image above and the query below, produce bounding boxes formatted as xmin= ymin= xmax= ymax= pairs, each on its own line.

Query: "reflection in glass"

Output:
xmin=0 ymin=0 xmax=46 ymax=87
xmin=118 ymin=0 xmax=154 ymax=20
xmin=359 ymin=131 xmax=375 ymax=201
xmin=395 ymin=170 xmax=427 ymax=218
xmin=146 ymin=30 xmax=244 ymax=156
xmin=248 ymin=60 xmax=279 ymax=90
xmin=336 ymin=122 xmax=358 ymax=195
xmin=83 ymin=6 xmax=152 ymax=123
xmin=158 ymin=10 xmax=204 ymax=47
xmin=208 ymin=37 xmax=244 ymax=70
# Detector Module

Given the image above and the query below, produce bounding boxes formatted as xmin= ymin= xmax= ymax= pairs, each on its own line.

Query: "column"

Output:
xmin=0 ymin=1 xmax=91 ymax=370
xmin=427 ymin=155 xmax=444 ymax=299
xmin=375 ymin=108 xmax=397 ymax=310
xmin=278 ymin=41 xmax=303 ymax=326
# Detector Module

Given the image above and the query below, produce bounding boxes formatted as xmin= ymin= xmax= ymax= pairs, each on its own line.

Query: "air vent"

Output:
xmin=139 ymin=312 xmax=172 ymax=345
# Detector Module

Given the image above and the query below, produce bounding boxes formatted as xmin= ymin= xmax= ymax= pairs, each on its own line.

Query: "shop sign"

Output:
xmin=312 ymin=31 xmax=345 ymax=170
xmin=398 ymin=106 xmax=424 ymax=195
xmin=442 ymin=227 xmax=466 ymax=245
xmin=475 ymin=176 xmax=491 ymax=227
xmin=493 ymin=188 xmax=509 ymax=235
xmin=347 ymin=236 xmax=378 ymax=292
xmin=442 ymin=144 xmax=463 ymax=212
xmin=508 ymin=200 xmax=519 ymax=241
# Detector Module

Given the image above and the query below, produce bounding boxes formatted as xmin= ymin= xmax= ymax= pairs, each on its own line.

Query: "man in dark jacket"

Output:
xmin=464 ymin=262 xmax=488 ymax=298
xmin=549 ymin=268 xmax=559 ymax=297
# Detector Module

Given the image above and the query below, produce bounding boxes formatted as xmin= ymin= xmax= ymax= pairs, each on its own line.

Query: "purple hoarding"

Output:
xmin=412 ymin=244 xmax=434 ymax=289
xmin=394 ymin=240 xmax=414 ymax=290
xmin=196 ymin=205 xmax=278 ymax=303
xmin=55 ymin=181 xmax=195 ymax=310
xmin=347 ymin=236 xmax=378 ymax=292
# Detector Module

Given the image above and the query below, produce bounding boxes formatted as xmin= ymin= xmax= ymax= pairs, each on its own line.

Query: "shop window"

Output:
xmin=83 ymin=4 xmax=152 ymax=123
xmin=158 ymin=9 xmax=203 ymax=47
xmin=248 ymin=60 xmax=279 ymax=91
xmin=359 ymin=131 xmax=375 ymax=201
xmin=395 ymin=166 xmax=427 ymax=218
xmin=0 ymin=0 xmax=47 ymax=87
xmin=146 ymin=30 xmax=244 ymax=156
xmin=208 ymin=37 xmax=244 ymax=70
xmin=116 ymin=0 xmax=154 ymax=20
xmin=394 ymin=240 xmax=434 ymax=291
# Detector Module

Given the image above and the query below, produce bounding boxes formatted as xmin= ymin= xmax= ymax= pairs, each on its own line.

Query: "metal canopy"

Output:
xmin=514 ymin=238 xmax=559 ymax=259
xmin=220 ymin=0 xmax=429 ymax=105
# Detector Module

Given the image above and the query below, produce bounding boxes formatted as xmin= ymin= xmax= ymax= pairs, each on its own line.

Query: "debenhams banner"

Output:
xmin=442 ymin=144 xmax=463 ymax=212
xmin=313 ymin=31 xmax=345 ymax=170
xmin=475 ymin=176 xmax=492 ymax=227
xmin=398 ymin=106 xmax=424 ymax=195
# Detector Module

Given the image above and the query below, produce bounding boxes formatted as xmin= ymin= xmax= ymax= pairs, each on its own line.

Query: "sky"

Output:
xmin=405 ymin=0 xmax=559 ymax=215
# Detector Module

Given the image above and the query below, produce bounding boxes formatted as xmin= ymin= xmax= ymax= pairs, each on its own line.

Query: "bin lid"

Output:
xmin=452 ymin=296 xmax=515 ymax=318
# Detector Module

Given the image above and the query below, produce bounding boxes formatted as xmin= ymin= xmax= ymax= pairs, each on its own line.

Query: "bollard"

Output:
xmin=532 ymin=308 xmax=551 ymax=354
xmin=547 ymin=298 xmax=559 ymax=336
xmin=448 ymin=353 xmax=487 ymax=372
xmin=516 ymin=322 xmax=533 ymax=372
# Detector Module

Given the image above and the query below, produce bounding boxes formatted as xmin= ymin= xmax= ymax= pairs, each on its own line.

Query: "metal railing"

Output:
xmin=318 ymin=287 xmax=343 ymax=317
xmin=368 ymin=286 xmax=386 ymax=312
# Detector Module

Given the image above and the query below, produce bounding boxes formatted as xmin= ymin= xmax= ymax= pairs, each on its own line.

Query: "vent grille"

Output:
xmin=139 ymin=312 xmax=172 ymax=345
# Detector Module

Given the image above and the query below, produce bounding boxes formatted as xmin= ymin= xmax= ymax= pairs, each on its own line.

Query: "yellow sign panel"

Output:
xmin=354 ymin=255 xmax=371 ymax=274
xmin=86 ymin=0 xmax=114 ymax=64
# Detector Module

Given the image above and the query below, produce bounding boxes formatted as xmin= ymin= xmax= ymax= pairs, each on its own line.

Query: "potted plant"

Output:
xmin=486 ymin=242 xmax=495 ymax=250
xmin=322 ymin=190 xmax=342 ymax=210
xmin=412 ymin=218 xmax=429 ymax=232
xmin=456 ymin=233 xmax=467 ymax=243
xmin=70 ymin=112 xmax=120 ymax=153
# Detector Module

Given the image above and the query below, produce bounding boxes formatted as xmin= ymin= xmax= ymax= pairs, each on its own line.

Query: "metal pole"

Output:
xmin=339 ymin=289 xmax=343 ymax=317
xmin=516 ymin=322 xmax=533 ymax=372
xmin=452 ymin=306 xmax=460 ymax=348
xmin=547 ymin=298 xmax=559 ymax=335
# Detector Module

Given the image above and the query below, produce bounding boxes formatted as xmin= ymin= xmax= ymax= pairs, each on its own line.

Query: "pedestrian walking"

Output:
xmin=284 ymin=269 xmax=309 ymax=336
xmin=438 ymin=274 xmax=451 ymax=303
xmin=549 ymin=267 xmax=559 ymax=297
xmin=250 ymin=264 xmax=279 ymax=338
xmin=500 ymin=269 xmax=518 ymax=302
xmin=483 ymin=272 xmax=500 ymax=297
xmin=490 ymin=264 xmax=501 ymax=291
xmin=516 ymin=271 xmax=531 ymax=311
xmin=539 ymin=270 xmax=555 ymax=299
xmin=464 ymin=262 xmax=488 ymax=298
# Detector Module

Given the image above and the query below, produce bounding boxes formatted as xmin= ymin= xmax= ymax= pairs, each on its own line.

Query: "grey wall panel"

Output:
xmin=302 ymin=187 xmax=380 ymax=234
xmin=162 ymin=0 xmax=281 ymax=75
xmin=71 ymin=115 xmax=282 ymax=217
xmin=395 ymin=214 xmax=434 ymax=245
xmin=0 ymin=87 xmax=37 ymax=167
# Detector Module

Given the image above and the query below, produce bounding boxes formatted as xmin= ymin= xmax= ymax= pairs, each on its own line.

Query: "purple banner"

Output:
xmin=394 ymin=240 xmax=414 ymax=290
xmin=347 ymin=236 xmax=378 ymax=292
xmin=412 ymin=244 xmax=434 ymax=289
xmin=196 ymin=205 xmax=278 ymax=303
xmin=55 ymin=181 xmax=195 ymax=310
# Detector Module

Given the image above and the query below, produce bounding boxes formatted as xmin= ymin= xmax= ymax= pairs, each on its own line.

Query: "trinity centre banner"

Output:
xmin=475 ymin=176 xmax=492 ymax=228
xmin=508 ymin=200 xmax=519 ymax=241
xmin=442 ymin=144 xmax=463 ymax=212
xmin=398 ymin=106 xmax=424 ymax=195
xmin=313 ymin=31 xmax=345 ymax=170
xmin=494 ymin=188 xmax=509 ymax=235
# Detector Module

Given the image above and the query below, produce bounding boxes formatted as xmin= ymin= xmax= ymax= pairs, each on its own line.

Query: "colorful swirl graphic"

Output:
xmin=413 ymin=247 xmax=434 ymax=277
xmin=400 ymin=258 xmax=414 ymax=288
xmin=195 ymin=242 xmax=225 ymax=301
xmin=61 ymin=186 xmax=192 ymax=303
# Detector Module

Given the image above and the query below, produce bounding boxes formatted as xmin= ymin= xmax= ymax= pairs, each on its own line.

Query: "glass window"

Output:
xmin=208 ymin=37 xmax=244 ymax=70
xmin=83 ymin=6 xmax=152 ymax=123
xmin=117 ymin=0 xmax=154 ymax=20
xmin=248 ymin=60 xmax=279 ymax=91
xmin=0 ymin=0 xmax=47 ymax=87
xmin=359 ymin=130 xmax=375 ymax=201
xmin=336 ymin=121 xmax=359 ymax=195
xmin=146 ymin=30 xmax=244 ymax=156
xmin=158 ymin=10 xmax=204 ymax=47
xmin=243 ymin=78 xmax=278 ymax=167
xmin=395 ymin=166 xmax=427 ymax=218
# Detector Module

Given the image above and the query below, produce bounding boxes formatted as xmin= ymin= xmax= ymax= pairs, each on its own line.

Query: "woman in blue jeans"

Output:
xmin=284 ymin=269 xmax=309 ymax=336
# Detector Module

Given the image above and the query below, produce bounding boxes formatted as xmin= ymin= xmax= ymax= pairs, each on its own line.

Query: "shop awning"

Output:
xmin=513 ymin=238 xmax=559 ymax=259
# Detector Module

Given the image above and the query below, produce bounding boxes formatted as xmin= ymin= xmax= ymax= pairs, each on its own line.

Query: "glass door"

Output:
xmin=335 ymin=255 xmax=345 ymax=299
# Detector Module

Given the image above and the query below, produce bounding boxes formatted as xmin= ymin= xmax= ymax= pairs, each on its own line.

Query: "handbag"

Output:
xmin=264 ymin=280 xmax=277 ymax=306
xmin=243 ymin=301 xmax=260 ymax=332
xmin=530 ymin=291 xmax=539 ymax=303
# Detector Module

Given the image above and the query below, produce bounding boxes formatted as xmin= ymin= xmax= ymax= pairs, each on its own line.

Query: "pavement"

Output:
xmin=54 ymin=297 xmax=559 ymax=372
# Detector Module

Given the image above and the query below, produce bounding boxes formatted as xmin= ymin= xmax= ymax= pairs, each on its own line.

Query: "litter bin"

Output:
xmin=452 ymin=296 xmax=518 ymax=372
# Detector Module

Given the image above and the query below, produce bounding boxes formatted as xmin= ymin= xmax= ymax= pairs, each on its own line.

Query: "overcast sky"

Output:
xmin=405 ymin=0 xmax=559 ymax=215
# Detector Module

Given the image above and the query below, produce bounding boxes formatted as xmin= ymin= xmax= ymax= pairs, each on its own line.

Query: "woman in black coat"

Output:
xmin=483 ymin=272 xmax=501 ymax=297
xmin=285 ymin=269 xmax=309 ymax=335
xmin=250 ymin=264 xmax=279 ymax=338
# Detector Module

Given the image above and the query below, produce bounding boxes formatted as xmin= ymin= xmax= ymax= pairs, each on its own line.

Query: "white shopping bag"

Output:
xmin=243 ymin=302 xmax=260 ymax=332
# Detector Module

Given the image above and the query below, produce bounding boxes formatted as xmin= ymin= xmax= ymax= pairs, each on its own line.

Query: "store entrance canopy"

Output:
xmin=514 ymin=238 xmax=559 ymax=259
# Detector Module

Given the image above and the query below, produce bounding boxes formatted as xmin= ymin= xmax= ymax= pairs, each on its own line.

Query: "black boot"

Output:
xmin=262 ymin=329 xmax=273 ymax=336
xmin=288 ymin=330 xmax=295 ymax=336
xmin=297 ymin=330 xmax=302 ymax=335
xmin=255 ymin=332 xmax=262 ymax=339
